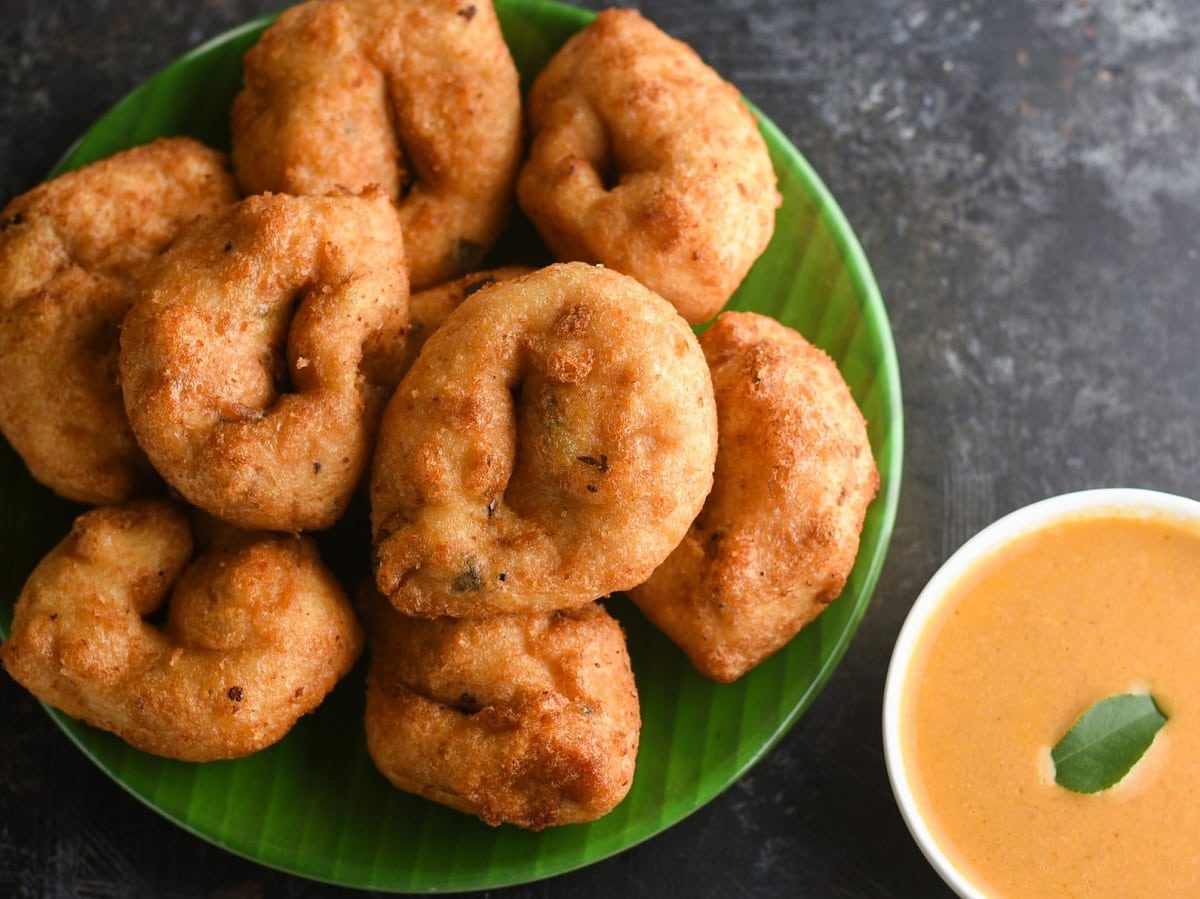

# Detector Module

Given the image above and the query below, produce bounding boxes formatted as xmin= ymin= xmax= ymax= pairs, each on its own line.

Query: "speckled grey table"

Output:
xmin=3 ymin=1 xmax=1199 ymax=896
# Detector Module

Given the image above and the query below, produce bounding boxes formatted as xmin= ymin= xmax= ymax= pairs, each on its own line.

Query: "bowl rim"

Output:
xmin=882 ymin=487 xmax=1200 ymax=899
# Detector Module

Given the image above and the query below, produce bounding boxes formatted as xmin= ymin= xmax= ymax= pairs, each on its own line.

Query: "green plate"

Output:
xmin=0 ymin=0 xmax=902 ymax=891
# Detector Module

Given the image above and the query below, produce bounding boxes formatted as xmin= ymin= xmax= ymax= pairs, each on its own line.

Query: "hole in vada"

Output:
xmin=265 ymin=284 xmax=314 ymax=402
xmin=396 ymin=163 xmax=416 ymax=202
xmin=143 ymin=603 xmax=171 ymax=628
xmin=597 ymin=152 xmax=620 ymax=192
xmin=380 ymin=74 xmax=416 ymax=203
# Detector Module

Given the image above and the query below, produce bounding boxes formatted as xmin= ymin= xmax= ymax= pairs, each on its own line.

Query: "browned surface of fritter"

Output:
xmin=119 ymin=190 xmax=408 ymax=533
xmin=0 ymin=500 xmax=362 ymax=761
xmin=363 ymin=593 xmax=640 ymax=829
xmin=517 ymin=9 xmax=780 ymax=324
xmin=0 ymin=138 xmax=237 ymax=503
xmin=371 ymin=262 xmax=717 ymax=617
xmin=393 ymin=265 xmax=534 ymax=376
xmin=232 ymin=0 xmax=522 ymax=289
xmin=630 ymin=312 xmax=879 ymax=683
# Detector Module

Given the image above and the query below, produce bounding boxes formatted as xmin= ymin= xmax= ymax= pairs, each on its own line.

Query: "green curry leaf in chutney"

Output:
xmin=1051 ymin=693 xmax=1168 ymax=794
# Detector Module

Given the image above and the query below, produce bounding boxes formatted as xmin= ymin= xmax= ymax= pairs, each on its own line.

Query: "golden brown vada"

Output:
xmin=393 ymin=265 xmax=533 ymax=376
xmin=517 ymin=9 xmax=780 ymax=324
xmin=0 ymin=138 xmax=237 ymax=503
xmin=0 ymin=500 xmax=362 ymax=762
xmin=362 ymin=592 xmax=640 ymax=829
xmin=119 ymin=190 xmax=408 ymax=533
xmin=371 ymin=262 xmax=717 ymax=618
xmin=630 ymin=312 xmax=879 ymax=683
xmin=231 ymin=0 xmax=522 ymax=289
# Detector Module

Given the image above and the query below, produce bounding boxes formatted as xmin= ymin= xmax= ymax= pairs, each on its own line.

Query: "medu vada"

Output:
xmin=0 ymin=137 xmax=237 ymax=503
xmin=630 ymin=312 xmax=879 ymax=683
xmin=371 ymin=262 xmax=717 ymax=618
xmin=362 ymin=591 xmax=640 ymax=830
xmin=0 ymin=500 xmax=362 ymax=762
xmin=119 ymin=190 xmax=409 ymax=533
xmin=392 ymin=265 xmax=533 ymax=377
xmin=231 ymin=0 xmax=522 ymax=290
xmin=517 ymin=9 xmax=780 ymax=325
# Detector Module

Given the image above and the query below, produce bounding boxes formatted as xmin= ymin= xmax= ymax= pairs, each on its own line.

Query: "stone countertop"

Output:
xmin=2 ymin=1 xmax=1198 ymax=896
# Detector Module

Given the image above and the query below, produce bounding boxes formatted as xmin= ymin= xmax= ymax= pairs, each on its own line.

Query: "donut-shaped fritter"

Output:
xmin=631 ymin=312 xmax=879 ymax=683
xmin=119 ymin=190 xmax=409 ymax=533
xmin=363 ymin=593 xmax=640 ymax=829
xmin=0 ymin=138 xmax=237 ymax=503
xmin=371 ymin=262 xmax=717 ymax=617
xmin=392 ymin=265 xmax=533 ymax=377
xmin=231 ymin=0 xmax=522 ymax=290
xmin=517 ymin=9 xmax=780 ymax=325
xmin=0 ymin=500 xmax=362 ymax=761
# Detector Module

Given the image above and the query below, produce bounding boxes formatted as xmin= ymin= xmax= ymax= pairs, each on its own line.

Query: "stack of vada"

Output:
xmin=0 ymin=2 xmax=877 ymax=832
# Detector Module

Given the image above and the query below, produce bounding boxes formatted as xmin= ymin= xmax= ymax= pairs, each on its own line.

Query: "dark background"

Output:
xmin=3 ymin=0 xmax=1199 ymax=896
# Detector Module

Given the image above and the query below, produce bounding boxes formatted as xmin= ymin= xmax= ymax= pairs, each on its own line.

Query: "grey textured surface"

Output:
xmin=2 ymin=0 xmax=1199 ymax=896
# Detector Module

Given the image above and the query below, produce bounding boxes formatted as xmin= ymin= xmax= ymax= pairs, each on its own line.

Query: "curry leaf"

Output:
xmin=1052 ymin=693 xmax=1167 ymax=794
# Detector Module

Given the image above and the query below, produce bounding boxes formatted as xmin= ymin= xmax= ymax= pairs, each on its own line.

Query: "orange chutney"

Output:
xmin=903 ymin=512 xmax=1200 ymax=898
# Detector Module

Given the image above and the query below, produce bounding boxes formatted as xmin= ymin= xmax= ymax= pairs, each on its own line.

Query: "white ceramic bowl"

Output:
xmin=882 ymin=488 xmax=1200 ymax=899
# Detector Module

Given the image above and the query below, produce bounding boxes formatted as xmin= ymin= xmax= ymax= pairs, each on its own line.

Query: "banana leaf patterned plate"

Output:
xmin=0 ymin=0 xmax=902 ymax=891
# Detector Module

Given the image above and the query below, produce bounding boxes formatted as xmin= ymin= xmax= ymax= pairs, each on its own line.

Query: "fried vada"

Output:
xmin=518 ymin=9 xmax=780 ymax=324
xmin=119 ymin=190 xmax=408 ymax=533
xmin=363 ymin=592 xmax=640 ymax=830
xmin=371 ymin=262 xmax=717 ymax=617
xmin=393 ymin=265 xmax=533 ymax=377
xmin=231 ymin=0 xmax=522 ymax=289
xmin=0 ymin=500 xmax=362 ymax=761
xmin=0 ymin=137 xmax=237 ymax=503
xmin=630 ymin=312 xmax=879 ymax=682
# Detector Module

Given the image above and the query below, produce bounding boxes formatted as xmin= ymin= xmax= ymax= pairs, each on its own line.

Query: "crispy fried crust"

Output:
xmin=392 ymin=265 xmax=534 ymax=377
xmin=119 ymin=190 xmax=409 ymax=532
xmin=363 ymin=593 xmax=640 ymax=829
xmin=0 ymin=138 xmax=237 ymax=503
xmin=517 ymin=9 xmax=780 ymax=324
xmin=0 ymin=500 xmax=362 ymax=761
xmin=630 ymin=312 xmax=879 ymax=682
xmin=232 ymin=0 xmax=522 ymax=289
xmin=371 ymin=262 xmax=717 ymax=617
